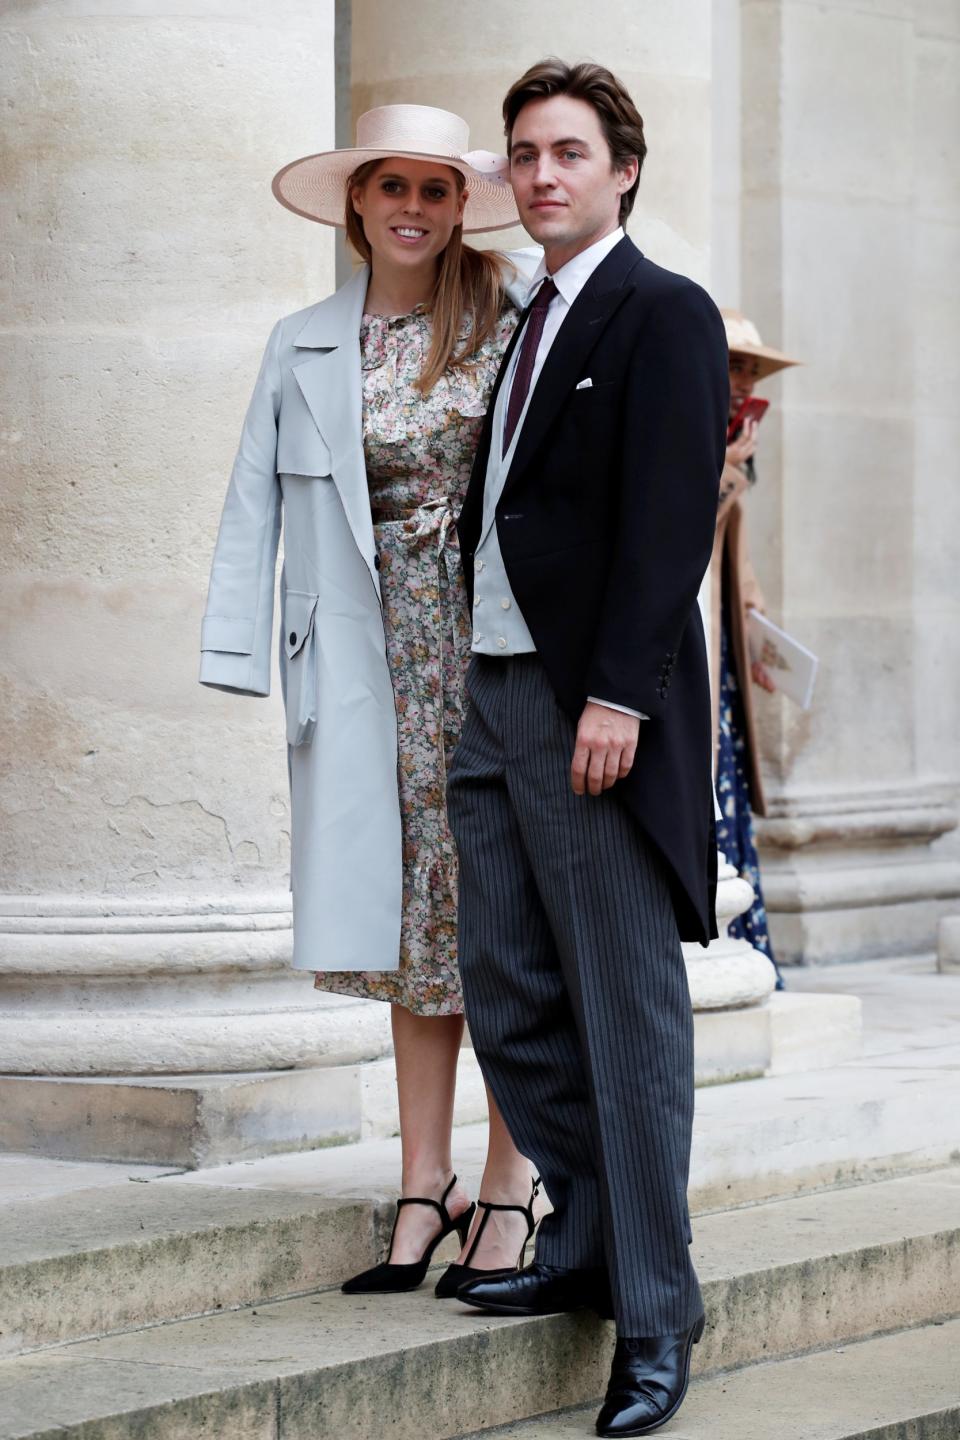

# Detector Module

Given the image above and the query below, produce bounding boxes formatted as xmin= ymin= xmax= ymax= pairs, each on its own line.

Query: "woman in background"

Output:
xmin=711 ymin=310 xmax=800 ymax=978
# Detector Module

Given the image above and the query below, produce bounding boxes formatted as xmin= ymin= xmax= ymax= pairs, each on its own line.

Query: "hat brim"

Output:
xmin=272 ymin=148 xmax=519 ymax=233
xmin=727 ymin=341 xmax=802 ymax=381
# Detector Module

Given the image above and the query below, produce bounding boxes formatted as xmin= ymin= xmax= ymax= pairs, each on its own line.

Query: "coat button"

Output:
xmin=289 ymin=631 xmax=297 ymax=646
xmin=659 ymin=686 xmax=668 ymax=699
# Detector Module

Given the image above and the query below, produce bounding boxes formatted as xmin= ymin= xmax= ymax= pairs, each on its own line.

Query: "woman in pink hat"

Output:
xmin=201 ymin=105 xmax=539 ymax=1298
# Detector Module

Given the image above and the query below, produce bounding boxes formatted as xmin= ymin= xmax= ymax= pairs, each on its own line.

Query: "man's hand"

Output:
xmin=726 ymin=417 xmax=758 ymax=469
xmin=571 ymin=702 xmax=640 ymax=796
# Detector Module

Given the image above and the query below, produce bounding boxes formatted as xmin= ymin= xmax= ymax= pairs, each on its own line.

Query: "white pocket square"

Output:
xmin=576 ymin=377 xmax=593 ymax=390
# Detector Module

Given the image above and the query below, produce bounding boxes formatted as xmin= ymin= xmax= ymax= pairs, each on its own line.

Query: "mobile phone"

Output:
xmin=727 ymin=396 xmax=769 ymax=442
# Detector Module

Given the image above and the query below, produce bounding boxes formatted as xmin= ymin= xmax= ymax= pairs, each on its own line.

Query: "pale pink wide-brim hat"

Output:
xmin=721 ymin=308 xmax=802 ymax=381
xmin=272 ymin=104 xmax=519 ymax=233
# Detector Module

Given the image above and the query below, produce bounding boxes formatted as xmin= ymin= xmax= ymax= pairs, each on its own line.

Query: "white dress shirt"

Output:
xmin=471 ymin=227 xmax=643 ymax=719
xmin=511 ymin=225 xmax=625 ymax=398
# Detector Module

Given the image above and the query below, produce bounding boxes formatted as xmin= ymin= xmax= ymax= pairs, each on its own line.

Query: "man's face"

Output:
xmin=508 ymin=94 xmax=637 ymax=269
xmin=729 ymin=353 xmax=761 ymax=418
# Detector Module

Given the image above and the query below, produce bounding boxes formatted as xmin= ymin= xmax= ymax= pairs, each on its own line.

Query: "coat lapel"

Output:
xmin=458 ymin=247 xmax=543 ymax=539
xmin=291 ymin=267 xmax=378 ymax=582
xmin=504 ymin=237 xmax=641 ymax=493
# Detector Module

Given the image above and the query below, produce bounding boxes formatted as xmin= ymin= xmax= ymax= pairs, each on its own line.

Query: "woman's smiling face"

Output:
xmin=351 ymin=158 xmax=466 ymax=271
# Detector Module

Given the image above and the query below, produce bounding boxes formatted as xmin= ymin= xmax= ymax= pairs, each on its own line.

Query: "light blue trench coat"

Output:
xmin=200 ymin=258 xmax=536 ymax=972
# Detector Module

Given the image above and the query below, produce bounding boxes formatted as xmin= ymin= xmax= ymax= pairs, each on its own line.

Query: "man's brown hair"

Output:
xmin=503 ymin=59 xmax=647 ymax=226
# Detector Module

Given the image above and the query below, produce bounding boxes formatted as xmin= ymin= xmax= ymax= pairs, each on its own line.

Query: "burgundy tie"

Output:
xmin=502 ymin=277 xmax=558 ymax=455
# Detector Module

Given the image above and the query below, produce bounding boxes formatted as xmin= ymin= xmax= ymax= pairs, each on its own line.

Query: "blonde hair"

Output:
xmin=345 ymin=159 xmax=508 ymax=395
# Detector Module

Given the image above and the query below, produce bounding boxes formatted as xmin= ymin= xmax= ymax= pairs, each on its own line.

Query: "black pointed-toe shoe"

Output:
xmin=595 ymin=1313 xmax=705 ymax=1437
xmin=457 ymin=1259 xmax=613 ymax=1317
xmin=341 ymin=1174 xmax=475 ymax=1295
xmin=434 ymin=1176 xmax=540 ymax=1299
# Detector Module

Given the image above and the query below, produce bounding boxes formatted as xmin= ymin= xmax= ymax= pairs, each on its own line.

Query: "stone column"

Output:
xmin=737 ymin=0 xmax=960 ymax=964
xmin=0 ymin=2 xmax=392 ymax=1123
xmin=350 ymin=0 xmax=715 ymax=283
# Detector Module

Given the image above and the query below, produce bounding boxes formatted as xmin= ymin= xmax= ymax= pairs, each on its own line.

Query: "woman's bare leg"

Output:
xmin=388 ymin=1003 xmax=472 ymax=1263
xmin=456 ymin=1081 xmax=536 ymax=1269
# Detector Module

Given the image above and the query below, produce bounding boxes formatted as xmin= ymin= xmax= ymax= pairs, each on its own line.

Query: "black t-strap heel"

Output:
xmin=434 ymin=1176 xmax=541 ymax=1299
xmin=342 ymin=1174 xmax=476 ymax=1295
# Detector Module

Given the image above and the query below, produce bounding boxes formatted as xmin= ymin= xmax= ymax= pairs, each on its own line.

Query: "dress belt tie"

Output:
xmin=371 ymin=498 xmax=466 ymax=780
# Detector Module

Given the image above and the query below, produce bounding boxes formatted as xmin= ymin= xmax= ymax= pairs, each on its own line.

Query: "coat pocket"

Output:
xmin=282 ymin=590 xmax=319 ymax=746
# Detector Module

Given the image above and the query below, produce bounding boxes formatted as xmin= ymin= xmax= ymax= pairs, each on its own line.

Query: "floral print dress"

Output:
xmin=316 ymin=301 xmax=518 ymax=1016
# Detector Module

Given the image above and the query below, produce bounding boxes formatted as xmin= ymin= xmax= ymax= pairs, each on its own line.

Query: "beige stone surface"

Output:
xmin=157 ymin=959 xmax=959 ymax=1211
xmin=0 ymin=1185 xmax=382 ymax=1357
xmin=735 ymin=0 xmax=960 ymax=959
xmin=1 ymin=1169 xmax=958 ymax=1439
xmin=475 ymin=1319 xmax=960 ymax=1438
xmin=938 ymin=915 xmax=960 ymax=972
xmin=350 ymin=0 xmax=714 ymax=280
xmin=0 ymin=1066 xmax=378 ymax=1168
xmin=0 ymin=1154 xmax=168 ymax=1201
xmin=1 ymin=3 xmax=335 ymax=903
xmin=0 ymin=1 xmax=357 ymax=1084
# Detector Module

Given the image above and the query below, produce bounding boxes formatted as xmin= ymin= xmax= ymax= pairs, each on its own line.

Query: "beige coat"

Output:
xmin=709 ymin=461 xmax=767 ymax=817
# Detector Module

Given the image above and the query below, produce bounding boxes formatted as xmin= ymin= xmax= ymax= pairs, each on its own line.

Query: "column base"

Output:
xmin=757 ymin=784 xmax=960 ymax=965
xmin=0 ymin=894 xmax=392 ymax=1074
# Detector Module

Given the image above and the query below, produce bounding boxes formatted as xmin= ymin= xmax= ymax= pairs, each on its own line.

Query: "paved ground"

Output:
xmin=788 ymin=953 xmax=960 ymax=1056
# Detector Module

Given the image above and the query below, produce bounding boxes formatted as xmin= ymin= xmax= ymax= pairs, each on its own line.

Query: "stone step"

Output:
xmin=1 ymin=1168 xmax=957 ymax=1435
xmin=4 ymin=1050 xmax=959 ymax=1359
xmin=165 ymin=1037 xmax=960 ymax=1212
xmin=0 ymin=991 xmax=862 ymax=1169
xmin=464 ymin=1319 xmax=960 ymax=1439
xmin=0 ymin=1183 xmax=389 ymax=1358
xmin=0 ymin=1049 xmax=490 ymax=1169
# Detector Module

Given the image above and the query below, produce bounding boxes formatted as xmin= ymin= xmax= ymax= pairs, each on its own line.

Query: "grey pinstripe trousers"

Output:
xmin=447 ymin=655 xmax=702 ymax=1336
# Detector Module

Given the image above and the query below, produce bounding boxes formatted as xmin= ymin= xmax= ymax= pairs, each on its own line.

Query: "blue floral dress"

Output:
xmin=316 ymin=301 xmax=518 ymax=1016
xmin=715 ymin=604 xmax=783 ymax=985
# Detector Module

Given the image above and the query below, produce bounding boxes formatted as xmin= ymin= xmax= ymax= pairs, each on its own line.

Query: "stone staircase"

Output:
xmin=1 ymin=1162 xmax=958 ymax=1439
xmin=1 ymin=958 xmax=958 ymax=1438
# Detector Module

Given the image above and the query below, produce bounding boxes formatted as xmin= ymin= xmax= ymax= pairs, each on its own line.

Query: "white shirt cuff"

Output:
xmin=588 ymin=696 xmax=648 ymax=721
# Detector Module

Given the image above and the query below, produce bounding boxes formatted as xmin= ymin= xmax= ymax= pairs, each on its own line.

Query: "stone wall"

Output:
xmin=719 ymin=0 xmax=960 ymax=962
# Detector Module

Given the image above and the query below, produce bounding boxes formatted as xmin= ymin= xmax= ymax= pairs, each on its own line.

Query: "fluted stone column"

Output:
xmin=0 ymin=1 xmax=392 ymax=1091
xmin=734 ymin=0 xmax=960 ymax=963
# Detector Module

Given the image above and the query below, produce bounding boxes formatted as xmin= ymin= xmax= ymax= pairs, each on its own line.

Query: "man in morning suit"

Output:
xmin=446 ymin=60 xmax=728 ymax=1437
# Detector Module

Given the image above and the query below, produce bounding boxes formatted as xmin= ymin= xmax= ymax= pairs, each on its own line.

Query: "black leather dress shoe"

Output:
xmin=457 ymin=1261 xmax=612 ymax=1317
xmin=595 ymin=1314 xmax=705 ymax=1437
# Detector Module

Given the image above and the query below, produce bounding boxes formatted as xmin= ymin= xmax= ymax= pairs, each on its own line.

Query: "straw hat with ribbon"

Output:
xmin=720 ymin=309 xmax=801 ymax=380
xmin=272 ymin=104 xmax=518 ymax=234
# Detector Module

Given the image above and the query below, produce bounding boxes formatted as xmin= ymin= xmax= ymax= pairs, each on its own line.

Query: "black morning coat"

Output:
xmin=456 ymin=235 xmax=729 ymax=945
